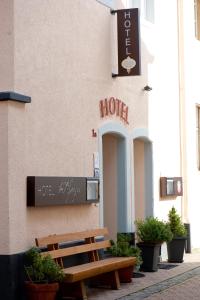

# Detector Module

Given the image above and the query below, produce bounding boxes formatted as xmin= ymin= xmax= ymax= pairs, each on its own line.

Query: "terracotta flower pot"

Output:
xmin=25 ymin=282 xmax=59 ymax=300
xmin=118 ymin=266 xmax=134 ymax=283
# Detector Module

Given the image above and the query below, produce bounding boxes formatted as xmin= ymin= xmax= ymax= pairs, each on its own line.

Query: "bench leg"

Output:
xmin=111 ymin=270 xmax=120 ymax=289
xmin=60 ymin=280 xmax=87 ymax=300
xmin=89 ymin=270 xmax=120 ymax=290
xmin=79 ymin=281 xmax=87 ymax=300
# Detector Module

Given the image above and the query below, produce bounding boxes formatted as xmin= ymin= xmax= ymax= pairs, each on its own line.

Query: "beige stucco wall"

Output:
xmin=5 ymin=0 xmax=110 ymax=253
xmin=6 ymin=0 xmax=150 ymax=253
xmin=0 ymin=0 xmax=14 ymax=254
xmin=0 ymin=0 xmax=14 ymax=90
xmin=0 ymin=0 xmax=184 ymax=253
xmin=0 ymin=103 xmax=9 ymax=254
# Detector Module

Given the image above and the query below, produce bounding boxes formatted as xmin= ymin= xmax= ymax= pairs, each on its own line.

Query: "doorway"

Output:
xmin=133 ymin=137 xmax=153 ymax=220
xmin=102 ymin=133 xmax=127 ymax=239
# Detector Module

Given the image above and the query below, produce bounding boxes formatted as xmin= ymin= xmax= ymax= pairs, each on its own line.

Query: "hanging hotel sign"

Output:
xmin=99 ymin=97 xmax=129 ymax=124
xmin=113 ymin=8 xmax=140 ymax=77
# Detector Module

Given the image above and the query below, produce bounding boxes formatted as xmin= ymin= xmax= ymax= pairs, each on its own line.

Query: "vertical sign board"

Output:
xmin=117 ymin=8 xmax=140 ymax=76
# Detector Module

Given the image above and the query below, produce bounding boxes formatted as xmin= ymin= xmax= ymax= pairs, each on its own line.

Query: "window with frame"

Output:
xmin=196 ymin=106 xmax=200 ymax=169
xmin=123 ymin=0 xmax=154 ymax=23
xmin=194 ymin=0 xmax=200 ymax=40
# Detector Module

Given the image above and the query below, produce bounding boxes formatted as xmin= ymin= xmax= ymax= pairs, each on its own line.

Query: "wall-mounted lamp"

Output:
xmin=143 ymin=85 xmax=152 ymax=91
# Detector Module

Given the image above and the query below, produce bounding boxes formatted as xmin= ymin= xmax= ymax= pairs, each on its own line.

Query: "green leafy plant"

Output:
xmin=25 ymin=247 xmax=65 ymax=283
xmin=108 ymin=233 xmax=142 ymax=267
xmin=168 ymin=207 xmax=187 ymax=237
xmin=135 ymin=217 xmax=173 ymax=243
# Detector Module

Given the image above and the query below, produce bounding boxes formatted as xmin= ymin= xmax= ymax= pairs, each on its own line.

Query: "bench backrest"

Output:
xmin=35 ymin=228 xmax=111 ymax=267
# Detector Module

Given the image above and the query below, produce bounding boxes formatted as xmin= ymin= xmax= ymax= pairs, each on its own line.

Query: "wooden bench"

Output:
xmin=35 ymin=228 xmax=136 ymax=300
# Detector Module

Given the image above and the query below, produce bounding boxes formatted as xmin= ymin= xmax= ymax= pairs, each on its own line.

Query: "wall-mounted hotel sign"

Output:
xmin=112 ymin=8 xmax=141 ymax=77
xmin=99 ymin=97 xmax=129 ymax=124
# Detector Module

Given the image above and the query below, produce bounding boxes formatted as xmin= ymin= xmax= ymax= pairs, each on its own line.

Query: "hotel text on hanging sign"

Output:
xmin=116 ymin=8 xmax=140 ymax=76
xmin=99 ymin=97 xmax=129 ymax=124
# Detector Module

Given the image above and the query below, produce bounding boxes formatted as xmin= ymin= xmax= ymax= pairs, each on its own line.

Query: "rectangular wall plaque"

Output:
xmin=116 ymin=8 xmax=141 ymax=76
xmin=160 ymin=177 xmax=183 ymax=198
xmin=27 ymin=176 xmax=99 ymax=207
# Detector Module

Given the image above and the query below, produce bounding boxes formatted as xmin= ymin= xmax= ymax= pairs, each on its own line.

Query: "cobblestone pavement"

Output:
xmin=120 ymin=266 xmax=200 ymax=300
xmin=88 ymin=252 xmax=200 ymax=300
xmin=143 ymin=274 xmax=200 ymax=300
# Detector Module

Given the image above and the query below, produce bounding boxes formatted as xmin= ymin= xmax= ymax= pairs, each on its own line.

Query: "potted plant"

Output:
xmin=135 ymin=217 xmax=173 ymax=272
xmin=108 ymin=233 xmax=142 ymax=282
xmin=24 ymin=247 xmax=65 ymax=300
xmin=167 ymin=207 xmax=187 ymax=263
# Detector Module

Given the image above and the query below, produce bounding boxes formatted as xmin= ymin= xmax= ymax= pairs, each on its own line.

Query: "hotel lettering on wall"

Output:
xmin=99 ymin=97 xmax=129 ymax=124
xmin=115 ymin=8 xmax=140 ymax=76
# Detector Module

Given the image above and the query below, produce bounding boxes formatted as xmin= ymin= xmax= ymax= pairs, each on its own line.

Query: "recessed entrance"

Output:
xmin=102 ymin=133 xmax=127 ymax=239
xmin=133 ymin=137 xmax=153 ymax=220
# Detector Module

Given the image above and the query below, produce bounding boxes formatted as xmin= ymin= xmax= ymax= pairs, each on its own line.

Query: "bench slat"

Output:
xmin=63 ymin=257 xmax=136 ymax=282
xmin=36 ymin=228 xmax=108 ymax=247
xmin=41 ymin=240 xmax=111 ymax=259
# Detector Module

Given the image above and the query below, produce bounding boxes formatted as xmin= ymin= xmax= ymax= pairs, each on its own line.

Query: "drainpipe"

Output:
xmin=177 ymin=0 xmax=188 ymax=223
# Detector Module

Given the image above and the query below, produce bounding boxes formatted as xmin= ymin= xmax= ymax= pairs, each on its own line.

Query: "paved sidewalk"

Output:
xmin=87 ymin=251 xmax=200 ymax=300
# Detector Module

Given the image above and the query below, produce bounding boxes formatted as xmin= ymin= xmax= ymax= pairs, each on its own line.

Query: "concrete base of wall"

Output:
xmin=0 ymin=253 xmax=26 ymax=300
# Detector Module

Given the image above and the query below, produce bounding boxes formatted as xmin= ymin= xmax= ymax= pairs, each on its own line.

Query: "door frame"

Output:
xmin=98 ymin=122 xmax=132 ymax=233
xmin=131 ymin=128 xmax=154 ymax=219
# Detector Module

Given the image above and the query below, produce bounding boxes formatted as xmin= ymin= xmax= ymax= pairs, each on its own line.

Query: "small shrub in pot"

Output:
xmin=135 ymin=217 xmax=173 ymax=271
xmin=24 ymin=247 xmax=64 ymax=300
xmin=108 ymin=233 xmax=142 ymax=282
xmin=135 ymin=217 xmax=173 ymax=244
xmin=167 ymin=207 xmax=187 ymax=263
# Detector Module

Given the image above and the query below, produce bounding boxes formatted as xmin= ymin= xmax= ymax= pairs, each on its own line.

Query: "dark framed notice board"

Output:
xmin=160 ymin=177 xmax=183 ymax=198
xmin=27 ymin=176 xmax=99 ymax=206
